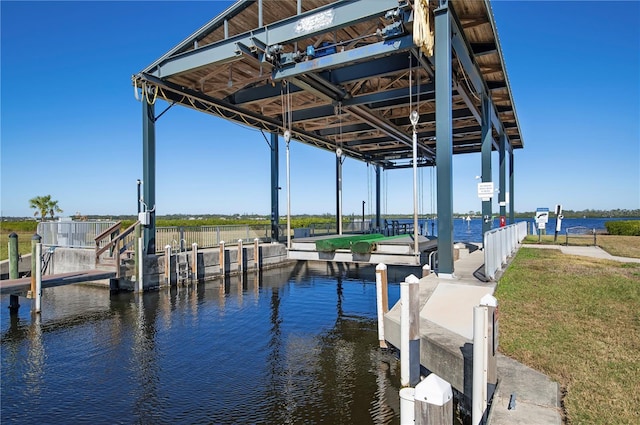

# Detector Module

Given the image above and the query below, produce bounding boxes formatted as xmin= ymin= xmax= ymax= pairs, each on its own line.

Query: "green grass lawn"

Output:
xmin=495 ymin=247 xmax=640 ymax=424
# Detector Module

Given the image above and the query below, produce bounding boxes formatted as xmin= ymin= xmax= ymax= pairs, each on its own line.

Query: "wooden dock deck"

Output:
xmin=0 ymin=270 xmax=116 ymax=296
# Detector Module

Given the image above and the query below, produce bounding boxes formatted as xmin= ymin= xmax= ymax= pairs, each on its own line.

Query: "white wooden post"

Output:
xmin=34 ymin=243 xmax=42 ymax=313
xmin=254 ymin=238 xmax=260 ymax=270
xmin=401 ymin=274 xmax=421 ymax=387
xmin=219 ymin=241 xmax=226 ymax=275
xmin=422 ymin=264 xmax=431 ymax=277
xmin=238 ymin=239 xmax=243 ymax=272
xmin=375 ymin=263 xmax=389 ymax=348
xmin=192 ymin=242 xmax=198 ymax=281
xmin=164 ymin=244 xmax=172 ymax=286
xmin=414 ymin=374 xmax=453 ymax=425
xmin=400 ymin=387 xmax=416 ymax=425
xmin=473 ymin=306 xmax=489 ymax=424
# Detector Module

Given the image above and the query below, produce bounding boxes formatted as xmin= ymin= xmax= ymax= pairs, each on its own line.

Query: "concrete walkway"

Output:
xmin=524 ymin=244 xmax=640 ymax=263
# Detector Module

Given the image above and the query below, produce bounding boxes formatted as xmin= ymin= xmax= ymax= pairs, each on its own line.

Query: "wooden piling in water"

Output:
xmin=192 ymin=243 xmax=198 ymax=280
xmin=254 ymin=238 xmax=260 ymax=270
xmin=8 ymin=232 xmax=19 ymax=313
xmin=401 ymin=274 xmax=420 ymax=387
xmin=34 ymin=243 xmax=42 ymax=314
xmin=375 ymin=263 xmax=388 ymax=348
xmin=237 ymin=239 xmax=243 ymax=272
xmin=219 ymin=241 xmax=226 ymax=275
xmin=414 ymin=374 xmax=453 ymax=425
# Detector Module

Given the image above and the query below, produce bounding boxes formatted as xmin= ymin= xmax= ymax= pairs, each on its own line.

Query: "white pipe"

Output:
xmin=238 ymin=239 xmax=243 ymax=272
xmin=399 ymin=387 xmax=416 ymax=425
xmin=35 ymin=243 xmax=42 ymax=313
xmin=165 ymin=244 xmax=172 ymax=286
xmin=473 ymin=305 xmax=488 ymax=424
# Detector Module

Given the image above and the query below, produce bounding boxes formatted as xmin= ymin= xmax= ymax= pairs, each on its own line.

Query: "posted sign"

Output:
xmin=477 ymin=182 xmax=494 ymax=201
xmin=535 ymin=208 xmax=549 ymax=229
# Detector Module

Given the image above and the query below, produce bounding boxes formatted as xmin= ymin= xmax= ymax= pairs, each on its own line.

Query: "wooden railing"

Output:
xmin=95 ymin=221 xmax=140 ymax=277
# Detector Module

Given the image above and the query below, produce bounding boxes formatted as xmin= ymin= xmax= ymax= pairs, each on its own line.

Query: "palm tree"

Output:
xmin=29 ymin=195 xmax=63 ymax=221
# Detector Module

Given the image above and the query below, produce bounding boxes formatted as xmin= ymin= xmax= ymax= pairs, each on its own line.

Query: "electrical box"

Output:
xmin=139 ymin=211 xmax=150 ymax=226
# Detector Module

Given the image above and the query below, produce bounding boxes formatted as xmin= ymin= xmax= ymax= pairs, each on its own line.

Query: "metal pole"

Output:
xmin=410 ymin=111 xmax=420 ymax=257
xmin=362 ymin=201 xmax=366 ymax=232
xmin=336 ymin=151 xmax=343 ymax=235
xmin=137 ymin=179 xmax=142 ymax=214
xmin=220 ymin=241 xmax=226 ymax=275
xmin=238 ymin=239 xmax=244 ymax=272
xmin=286 ymin=139 xmax=291 ymax=249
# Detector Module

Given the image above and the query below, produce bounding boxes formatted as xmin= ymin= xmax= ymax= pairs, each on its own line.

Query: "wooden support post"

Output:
xmin=422 ymin=264 xmax=431 ymax=277
xmin=8 ymin=232 xmax=20 ymax=313
xmin=237 ymin=239 xmax=243 ymax=272
xmin=254 ymin=238 xmax=260 ymax=270
xmin=414 ymin=374 xmax=453 ymax=425
xmin=401 ymin=274 xmax=421 ymax=387
xmin=164 ymin=244 xmax=172 ymax=286
xmin=134 ymin=224 xmax=141 ymax=284
xmin=34 ymin=243 xmax=42 ymax=314
xmin=375 ymin=263 xmax=389 ymax=348
xmin=29 ymin=233 xmax=41 ymax=298
xmin=192 ymin=243 xmax=198 ymax=280
xmin=219 ymin=241 xmax=226 ymax=275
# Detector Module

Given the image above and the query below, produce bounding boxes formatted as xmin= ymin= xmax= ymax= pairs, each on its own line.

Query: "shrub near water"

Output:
xmin=496 ymin=248 xmax=640 ymax=424
xmin=605 ymin=220 xmax=640 ymax=236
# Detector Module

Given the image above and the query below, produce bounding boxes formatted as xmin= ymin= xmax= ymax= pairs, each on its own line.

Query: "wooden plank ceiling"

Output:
xmin=135 ymin=0 xmax=523 ymax=169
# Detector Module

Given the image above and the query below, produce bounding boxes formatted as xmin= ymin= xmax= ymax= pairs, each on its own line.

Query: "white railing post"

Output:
xmin=375 ymin=263 xmax=389 ymax=348
xmin=401 ymin=274 xmax=421 ymax=387
xmin=473 ymin=294 xmax=497 ymax=425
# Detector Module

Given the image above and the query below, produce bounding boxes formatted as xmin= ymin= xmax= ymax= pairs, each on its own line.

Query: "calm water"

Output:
xmin=416 ymin=216 xmax=636 ymax=243
xmin=1 ymin=264 xmax=415 ymax=424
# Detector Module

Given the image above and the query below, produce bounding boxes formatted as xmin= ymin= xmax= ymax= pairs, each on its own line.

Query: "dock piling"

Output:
xmin=34 ymin=243 xmax=42 ymax=313
xmin=192 ymin=243 xmax=198 ymax=280
xmin=137 ymin=237 xmax=144 ymax=292
xmin=375 ymin=263 xmax=389 ymax=348
xmin=164 ymin=244 xmax=171 ymax=286
xmin=401 ymin=274 xmax=420 ymax=387
xmin=8 ymin=233 xmax=19 ymax=313
xmin=472 ymin=294 xmax=498 ymax=425
xmin=238 ymin=239 xmax=243 ymax=272
xmin=219 ymin=241 xmax=226 ymax=275
xmin=254 ymin=238 xmax=260 ymax=270
xmin=29 ymin=233 xmax=41 ymax=298
xmin=414 ymin=374 xmax=453 ymax=425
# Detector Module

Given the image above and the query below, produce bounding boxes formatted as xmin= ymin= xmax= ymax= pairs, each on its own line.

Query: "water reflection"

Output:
xmin=1 ymin=263 xmax=403 ymax=424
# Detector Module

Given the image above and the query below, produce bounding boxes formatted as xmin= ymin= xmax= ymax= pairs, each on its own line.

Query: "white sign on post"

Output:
xmin=535 ymin=208 xmax=549 ymax=230
xmin=477 ymin=182 xmax=494 ymax=201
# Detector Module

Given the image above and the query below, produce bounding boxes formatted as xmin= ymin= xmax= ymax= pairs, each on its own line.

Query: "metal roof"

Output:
xmin=134 ymin=0 xmax=523 ymax=169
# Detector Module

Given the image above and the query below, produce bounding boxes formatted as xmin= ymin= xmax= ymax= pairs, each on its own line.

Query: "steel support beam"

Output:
xmin=142 ymin=99 xmax=156 ymax=254
xmin=272 ymin=35 xmax=414 ymax=81
xmin=499 ymin=132 xmax=506 ymax=222
xmin=270 ymin=132 xmax=280 ymax=241
xmin=509 ymin=150 xmax=515 ymax=224
xmin=336 ymin=154 xmax=343 ymax=235
xmin=481 ymin=94 xmax=493 ymax=235
xmin=151 ymin=0 xmax=400 ymax=78
xmin=375 ymin=165 xmax=382 ymax=230
xmin=449 ymin=8 xmax=508 ymax=146
xmin=435 ymin=2 xmax=454 ymax=277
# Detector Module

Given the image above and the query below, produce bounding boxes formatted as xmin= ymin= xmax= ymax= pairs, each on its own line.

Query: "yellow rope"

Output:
xmin=413 ymin=0 xmax=434 ymax=57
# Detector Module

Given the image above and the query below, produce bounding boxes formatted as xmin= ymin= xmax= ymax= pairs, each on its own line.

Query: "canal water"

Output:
xmin=1 ymin=263 xmax=420 ymax=424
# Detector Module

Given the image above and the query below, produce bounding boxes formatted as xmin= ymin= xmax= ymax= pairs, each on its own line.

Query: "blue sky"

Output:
xmin=2 ymin=1 xmax=638 ymax=218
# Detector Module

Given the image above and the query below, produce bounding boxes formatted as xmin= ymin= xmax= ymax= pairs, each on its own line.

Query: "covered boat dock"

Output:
xmin=133 ymin=0 xmax=524 ymax=275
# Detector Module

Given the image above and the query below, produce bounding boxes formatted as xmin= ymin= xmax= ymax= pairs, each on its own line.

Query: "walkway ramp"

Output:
xmin=0 ymin=270 xmax=116 ymax=296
